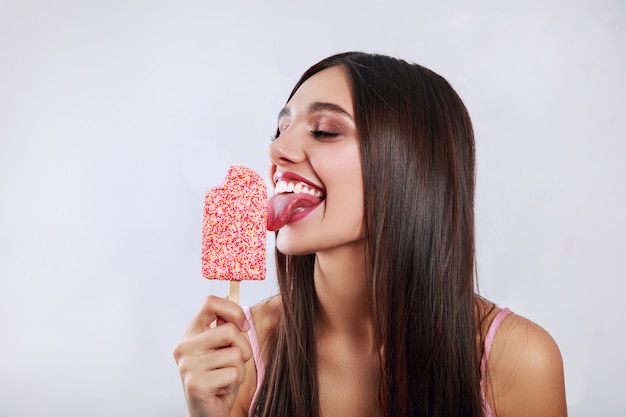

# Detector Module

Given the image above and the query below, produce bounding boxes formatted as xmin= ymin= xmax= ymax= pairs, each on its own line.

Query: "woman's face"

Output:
xmin=268 ymin=66 xmax=364 ymax=255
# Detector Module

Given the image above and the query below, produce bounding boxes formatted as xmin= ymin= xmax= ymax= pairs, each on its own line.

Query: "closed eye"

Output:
xmin=311 ymin=130 xmax=339 ymax=139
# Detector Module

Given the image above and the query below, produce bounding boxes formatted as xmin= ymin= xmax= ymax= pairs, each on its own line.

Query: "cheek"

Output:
xmin=349 ymin=190 xmax=365 ymax=236
xmin=331 ymin=170 xmax=365 ymax=235
xmin=325 ymin=149 xmax=364 ymax=221
xmin=346 ymin=164 xmax=365 ymax=237
xmin=319 ymin=143 xmax=362 ymax=189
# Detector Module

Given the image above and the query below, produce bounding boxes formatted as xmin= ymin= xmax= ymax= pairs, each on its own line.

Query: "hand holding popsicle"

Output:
xmin=173 ymin=296 xmax=252 ymax=417
xmin=173 ymin=166 xmax=266 ymax=417
xmin=201 ymin=165 xmax=268 ymax=303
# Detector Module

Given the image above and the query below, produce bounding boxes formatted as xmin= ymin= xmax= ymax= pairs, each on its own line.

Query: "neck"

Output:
xmin=314 ymin=242 xmax=373 ymax=346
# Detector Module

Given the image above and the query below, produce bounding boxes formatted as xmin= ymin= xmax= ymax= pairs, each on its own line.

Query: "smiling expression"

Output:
xmin=268 ymin=66 xmax=364 ymax=255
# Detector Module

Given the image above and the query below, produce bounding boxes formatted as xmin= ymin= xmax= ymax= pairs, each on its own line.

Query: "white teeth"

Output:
xmin=274 ymin=179 xmax=324 ymax=197
xmin=276 ymin=181 xmax=287 ymax=194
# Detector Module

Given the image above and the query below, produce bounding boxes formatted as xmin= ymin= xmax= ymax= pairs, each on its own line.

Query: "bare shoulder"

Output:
xmin=487 ymin=311 xmax=567 ymax=417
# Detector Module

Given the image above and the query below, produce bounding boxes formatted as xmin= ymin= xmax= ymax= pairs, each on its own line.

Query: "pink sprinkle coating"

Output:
xmin=202 ymin=165 xmax=267 ymax=281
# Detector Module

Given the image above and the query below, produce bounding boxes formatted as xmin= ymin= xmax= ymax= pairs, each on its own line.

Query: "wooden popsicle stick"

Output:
xmin=229 ymin=280 xmax=240 ymax=305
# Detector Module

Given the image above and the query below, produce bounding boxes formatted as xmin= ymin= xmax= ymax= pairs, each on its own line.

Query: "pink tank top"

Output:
xmin=243 ymin=306 xmax=265 ymax=417
xmin=243 ymin=306 xmax=512 ymax=417
xmin=481 ymin=307 xmax=513 ymax=417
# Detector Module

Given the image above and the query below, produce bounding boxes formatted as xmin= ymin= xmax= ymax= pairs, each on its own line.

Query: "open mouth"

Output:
xmin=267 ymin=176 xmax=326 ymax=231
xmin=273 ymin=178 xmax=325 ymax=199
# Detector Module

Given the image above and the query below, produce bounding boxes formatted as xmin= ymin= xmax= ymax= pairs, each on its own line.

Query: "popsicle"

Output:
xmin=201 ymin=165 xmax=267 ymax=303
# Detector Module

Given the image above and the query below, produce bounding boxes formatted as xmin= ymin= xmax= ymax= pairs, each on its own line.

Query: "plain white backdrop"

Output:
xmin=1 ymin=1 xmax=624 ymax=416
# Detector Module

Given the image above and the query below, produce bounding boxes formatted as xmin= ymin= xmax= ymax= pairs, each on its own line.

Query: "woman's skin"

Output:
xmin=174 ymin=66 xmax=567 ymax=417
xmin=270 ymin=66 xmax=364 ymax=256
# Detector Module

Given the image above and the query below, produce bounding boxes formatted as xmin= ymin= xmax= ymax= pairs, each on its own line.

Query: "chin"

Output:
xmin=274 ymin=229 xmax=318 ymax=256
xmin=276 ymin=233 xmax=365 ymax=258
xmin=275 ymin=239 xmax=315 ymax=256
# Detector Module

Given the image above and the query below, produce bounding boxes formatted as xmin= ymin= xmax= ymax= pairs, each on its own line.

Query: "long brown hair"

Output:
xmin=257 ymin=52 xmax=484 ymax=417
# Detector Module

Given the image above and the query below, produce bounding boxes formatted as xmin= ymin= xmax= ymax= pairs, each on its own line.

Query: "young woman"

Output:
xmin=174 ymin=52 xmax=567 ymax=417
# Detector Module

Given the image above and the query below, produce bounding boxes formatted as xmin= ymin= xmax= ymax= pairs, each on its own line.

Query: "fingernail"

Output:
xmin=243 ymin=318 xmax=251 ymax=332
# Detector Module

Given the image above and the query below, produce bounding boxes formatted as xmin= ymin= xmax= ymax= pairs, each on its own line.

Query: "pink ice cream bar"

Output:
xmin=201 ymin=165 xmax=267 ymax=284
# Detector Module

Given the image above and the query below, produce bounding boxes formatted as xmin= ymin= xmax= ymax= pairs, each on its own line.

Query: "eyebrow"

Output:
xmin=277 ymin=101 xmax=353 ymax=122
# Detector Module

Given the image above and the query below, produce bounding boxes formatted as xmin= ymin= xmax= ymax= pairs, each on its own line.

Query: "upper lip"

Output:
xmin=273 ymin=171 xmax=325 ymax=194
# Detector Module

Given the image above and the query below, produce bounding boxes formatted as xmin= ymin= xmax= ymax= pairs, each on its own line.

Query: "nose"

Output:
xmin=268 ymin=128 xmax=306 ymax=166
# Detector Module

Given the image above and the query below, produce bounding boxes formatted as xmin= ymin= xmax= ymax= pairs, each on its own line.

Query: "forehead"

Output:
xmin=284 ymin=66 xmax=354 ymax=117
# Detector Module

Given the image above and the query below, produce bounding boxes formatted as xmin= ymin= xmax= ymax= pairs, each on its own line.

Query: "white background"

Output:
xmin=1 ymin=1 xmax=624 ymax=416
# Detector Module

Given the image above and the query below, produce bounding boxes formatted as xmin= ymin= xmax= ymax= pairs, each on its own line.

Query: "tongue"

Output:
xmin=267 ymin=193 xmax=322 ymax=231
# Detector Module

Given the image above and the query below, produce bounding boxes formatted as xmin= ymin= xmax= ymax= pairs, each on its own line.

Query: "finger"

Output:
xmin=205 ymin=324 xmax=254 ymax=361
xmin=205 ymin=346 xmax=251 ymax=380
xmin=207 ymin=367 xmax=241 ymax=396
xmin=183 ymin=347 xmax=249 ymax=396
xmin=203 ymin=322 xmax=254 ymax=355
xmin=182 ymin=367 xmax=238 ymax=400
xmin=174 ymin=322 xmax=253 ymax=364
xmin=176 ymin=344 xmax=249 ymax=388
xmin=186 ymin=295 xmax=249 ymax=335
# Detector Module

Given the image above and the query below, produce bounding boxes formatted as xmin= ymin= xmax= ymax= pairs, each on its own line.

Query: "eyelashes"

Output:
xmin=270 ymin=128 xmax=280 ymax=142
xmin=270 ymin=130 xmax=339 ymax=142
xmin=311 ymin=130 xmax=339 ymax=139
xmin=272 ymin=113 xmax=346 ymax=142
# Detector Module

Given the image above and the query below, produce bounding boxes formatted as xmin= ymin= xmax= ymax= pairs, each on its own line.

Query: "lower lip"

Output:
xmin=285 ymin=200 xmax=324 ymax=225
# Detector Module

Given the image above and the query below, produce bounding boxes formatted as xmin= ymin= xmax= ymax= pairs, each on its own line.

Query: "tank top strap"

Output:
xmin=242 ymin=306 xmax=265 ymax=417
xmin=480 ymin=307 xmax=513 ymax=417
